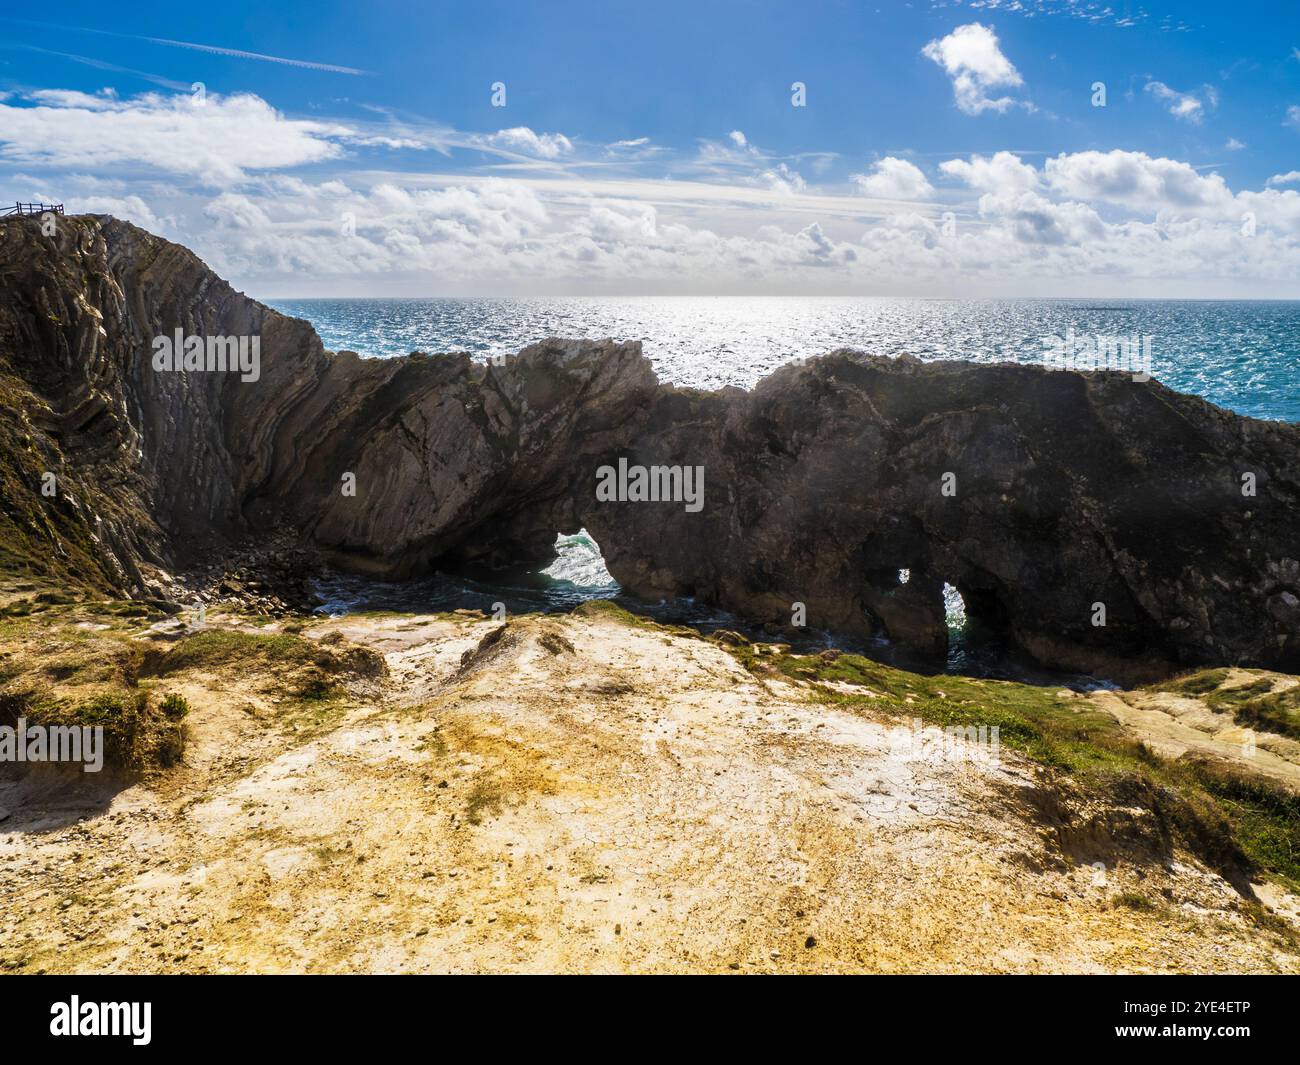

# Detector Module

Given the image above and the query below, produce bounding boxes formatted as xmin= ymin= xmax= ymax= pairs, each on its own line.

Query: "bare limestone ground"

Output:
xmin=2 ymin=604 xmax=1298 ymax=974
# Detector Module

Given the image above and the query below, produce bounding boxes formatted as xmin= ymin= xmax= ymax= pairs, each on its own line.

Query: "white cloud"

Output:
xmin=852 ymin=157 xmax=934 ymax=200
xmin=1040 ymin=149 xmax=1300 ymax=234
xmin=71 ymin=193 xmax=164 ymax=229
xmin=694 ymin=132 xmax=765 ymax=171
xmin=0 ymin=89 xmax=350 ymax=185
xmin=922 ymin=23 xmax=1028 ymax=115
xmin=485 ymin=127 xmax=573 ymax=159
xmin=583 ymin=200 xmax=658 ymax=241
xmin=689 ymin=131 xmax=814 ymax=195
xmin=1225 ymin=138 xmax=1246 ymax=150
xmin=137 ymin=162 xmax=1300 ymax=299
xmin=760 ymin=163 xmax=807 ymax=195
xmin=1044 ymin=149 xmax=1233 ymax=211
xmin=977 ymin=190 xmax=1106 ymax=245
xmin=939 ymin=151 xmax=1039 ymax=193
xmin=1287 ymin=105 xmax=1300 ymax=129
xmin=1144 ymin=80 xmax=1217 ymax=124
xmin=11 ymin=85 xmax=1300 ymax=298
xmin=0 ymin=88 xmax=581 ymax=190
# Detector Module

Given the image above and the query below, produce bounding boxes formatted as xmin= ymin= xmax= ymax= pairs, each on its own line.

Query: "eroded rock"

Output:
xmin=1 ymin=215 xmax=1297 ymax=680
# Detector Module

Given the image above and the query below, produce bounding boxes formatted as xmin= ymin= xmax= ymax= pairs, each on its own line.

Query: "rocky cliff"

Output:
xmin=1 ymin=214 xmax=1297 ymax=680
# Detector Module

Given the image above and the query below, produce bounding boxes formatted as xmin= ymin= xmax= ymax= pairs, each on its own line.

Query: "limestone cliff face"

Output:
xmin=572 ymin=355 xmax=1300 ymax=681
xmin=0 ymin=213 xmax=328 ymax=586
xmin=1 ymin=214 xmax=1297 ymax=679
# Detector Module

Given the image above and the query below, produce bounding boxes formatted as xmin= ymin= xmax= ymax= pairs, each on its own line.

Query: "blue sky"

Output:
xmin=1 ymin=1 xmax=1298 ymax=296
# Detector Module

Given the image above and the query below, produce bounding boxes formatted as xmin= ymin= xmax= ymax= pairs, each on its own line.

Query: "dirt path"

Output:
xmin=2 ymin=613 xmax=1297 ymax=974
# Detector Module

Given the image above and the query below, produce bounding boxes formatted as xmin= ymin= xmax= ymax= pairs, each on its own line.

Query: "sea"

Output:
xmin=268 ymin=296 xmax=1300 ymax=678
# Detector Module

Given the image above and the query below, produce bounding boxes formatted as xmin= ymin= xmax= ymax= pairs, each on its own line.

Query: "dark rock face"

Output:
xmin=572 ymin=355 xmax=1300 ymax=681
xmin=2 ymin=215 xmax=1297 ymax=680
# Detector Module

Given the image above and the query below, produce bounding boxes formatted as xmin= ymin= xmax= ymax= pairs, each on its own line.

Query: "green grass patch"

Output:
xmin=1114 ymin=890 xmax=1159 ymax=911
xmin=723 ymin=643 xmax=1300 ymax=895
xmin=1205 ymin=678 xmax=1275 ymax=712
xmin=574 ymin=599 xmax=662 ymax=630
xmin=1156 ymin=669 xmax=1229 ymax=696
xmin=147 ymin=627 xmax=386 ymax=682
xmin=2 ymin=686 xmax=188 ymax=769
xmin=159 ymin=692 xmax=191 ymax=720
xmin=1227 ymin=689 xmax=1300 ymax=742
xmin=573 ymin=599 xmax=706 ymax=640
xmin=148 ymin=628 xmax=322 ymax=674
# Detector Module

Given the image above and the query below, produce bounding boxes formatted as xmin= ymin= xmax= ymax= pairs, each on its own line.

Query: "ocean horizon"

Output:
xmin=269 ymin=295 xmax=1300 ymax=423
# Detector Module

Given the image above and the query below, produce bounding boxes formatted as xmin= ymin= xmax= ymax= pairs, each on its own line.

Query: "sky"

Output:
xmin=1 ymin=0 xmax=1299 ymax=297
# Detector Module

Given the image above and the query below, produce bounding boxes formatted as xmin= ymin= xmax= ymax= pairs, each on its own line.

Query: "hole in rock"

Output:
xmin=945 ymin=581 xmax=1026 ymax=677
xmin=538 ymin=528 xmax=618 ymax=597
xmin=942 ymin=582 xmax=966 ymax=631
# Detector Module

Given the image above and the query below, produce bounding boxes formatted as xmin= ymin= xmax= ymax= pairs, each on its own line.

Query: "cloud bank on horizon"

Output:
xmin=1 ymin=1 xmax=1298 ymax=297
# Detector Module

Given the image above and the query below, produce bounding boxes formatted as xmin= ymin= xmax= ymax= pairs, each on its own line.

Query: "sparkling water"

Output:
xmin=269 ymin=296 xmax=1300 ymax=422
xmin=279 ymin=295 xmax=1297 ymax=680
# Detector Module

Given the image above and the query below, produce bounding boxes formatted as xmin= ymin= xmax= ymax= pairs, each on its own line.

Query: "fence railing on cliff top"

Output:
xmin=2 ymin=203 xmax=65 ymax=216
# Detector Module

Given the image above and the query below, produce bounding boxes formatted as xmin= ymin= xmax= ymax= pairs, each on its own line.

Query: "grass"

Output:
xmin=3 ymin=687 xmax=189 ymax=769
xmin=0 ymin=610 xmax=386 ymax=769
xmin=159 ymin=692 xmax=191 ymax=720
xmin=141 ymin=627 xmax=385 ymax=741
xmin=1206 ymin=678 xmax=1275 ymax=712
xmin=1226 ymin=689 xmax=1300 ymax=742
xmin=574 ymin=599 xmax=713 ymax=640
xmin=1114 ymin=890 xmax=1159 ymax=911
xmin=147 ymin=628 xmax=325 ymax=674
xmin=464 ymin=778 xmax=505 ymax=825
xmin=1159 ymin=669 xmax=1229 ymax=697
xmin=146 ymin=627 xmax=384 ymax=686
xmin=1146 ymin=667 xmax=1300 ymax=742
xmin=709 ymin=639 xmax=1300 ymax=895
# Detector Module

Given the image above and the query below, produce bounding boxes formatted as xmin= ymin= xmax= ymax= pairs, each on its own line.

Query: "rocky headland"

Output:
xmin=2 ymin=214 xmax=1299 ymax=973
xmin=3 ymin=214 xmax=1298 ymax=682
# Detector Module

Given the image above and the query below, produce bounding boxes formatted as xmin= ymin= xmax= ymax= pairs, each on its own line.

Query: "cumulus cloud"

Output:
xmin=689 ymin=130 xmax=814 ymax=194
xmin=977 ymin=190 xmax=1106 ymax=245
xmin=760 ymin=163 xmax=807 ymax=195
xmin=1037 ymin=149 xmax=1300 ymax=234
xmin=141 ymin=161 xmax=1300 ymax=299
xmin=72 ymin=193 xmax=163 ymax=229
xmin=922 ymin=23 xmax=1028 ymax=115
xmin=852 ymin=157 xmax=934 ymax=200
xmin=484 ymin=127 xmax=573 ymax=159
xmin=12 ymin=85 xmax=1298 ymax=297
xmin=0 ymin=89 xmax=351 ymax=185
xmin=1144 ymin=80 xmax=1217 ymax=124
xmin=1044 ymin=149 xmax=1234 ymax=212
xmin=939 ymin=151 xmax=1039 ymax=193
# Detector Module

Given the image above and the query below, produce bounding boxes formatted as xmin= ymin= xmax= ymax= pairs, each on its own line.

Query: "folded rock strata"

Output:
xmin=2 ymin=215 xmax=1297 ymax=680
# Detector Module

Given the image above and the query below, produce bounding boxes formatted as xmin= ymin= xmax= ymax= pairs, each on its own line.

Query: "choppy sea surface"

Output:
xmin=269 ymin=296 xmax=1300 ymax=422
xmin=269 ymin=296 xmax=1298 ymax=682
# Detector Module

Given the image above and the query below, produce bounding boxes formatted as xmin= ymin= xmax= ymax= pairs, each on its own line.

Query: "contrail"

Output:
xmin=9 ymin=44 xmax=194 ymax=91
xmin=130 ymin=34 xmax=370 ymax=75
xmin=0 ymin=17 xmax=370 ymax=75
